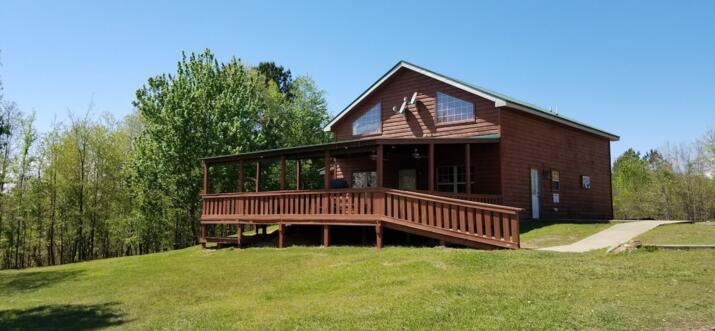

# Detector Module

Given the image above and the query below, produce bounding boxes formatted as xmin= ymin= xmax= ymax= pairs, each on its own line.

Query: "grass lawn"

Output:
xmin=520 ymin=220 xmax=614 ymax=248
xmin=636 ymin=222 xmax=715 ymax=245
xmin=1 ymin=246 xmax=714 ymax=330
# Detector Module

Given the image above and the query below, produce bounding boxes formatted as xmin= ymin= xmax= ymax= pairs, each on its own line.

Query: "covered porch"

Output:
xmin=200 ymin=136 xmax=520 ymax=249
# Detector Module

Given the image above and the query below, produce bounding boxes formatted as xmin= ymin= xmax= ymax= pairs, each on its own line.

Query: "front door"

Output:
xmin=398 ymin=169 xmax=417 ymax=190
xmin=530 ymin=168 xmax=540 ymax=219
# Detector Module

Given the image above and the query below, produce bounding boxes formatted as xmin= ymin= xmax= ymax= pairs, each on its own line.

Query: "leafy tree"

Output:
xmin=257 ymin=61 xmax=293 ymax=97
xmin=131 ymin=50 xmax=331 ymax=251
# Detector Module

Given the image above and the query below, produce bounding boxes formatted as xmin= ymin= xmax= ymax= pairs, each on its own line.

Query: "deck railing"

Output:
xmin=201 ymin=188 xmax=520 ymax=248
xmin=415 ymin=190 xmax=503 ymax=205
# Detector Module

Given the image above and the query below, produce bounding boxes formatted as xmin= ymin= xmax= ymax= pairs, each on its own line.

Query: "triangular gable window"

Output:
xmin=436 ymin=92 xmax=474 ymax=123
xmin=352 ymin=103 xmax=381 ymax=135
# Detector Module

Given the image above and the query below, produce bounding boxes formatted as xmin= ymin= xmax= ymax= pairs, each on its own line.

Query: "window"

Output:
xmin=352 ymin=103 xmax=381 ymax=135
xmin=551 ymin=170 xmax=560 ymax=192
xmin=352 ymin=171 xmax=376 ymax=188
xmin=581 ymin=175 xmax=591 ymax=189
xmin=436 ymin=165 xmax=474 ymax=193
xmin=436 ymin=92 xmax=474 ymax=123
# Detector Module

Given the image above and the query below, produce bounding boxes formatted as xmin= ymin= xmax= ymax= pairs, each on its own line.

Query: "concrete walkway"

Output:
xmin=540 ymin=220 xmax=688 ymax=253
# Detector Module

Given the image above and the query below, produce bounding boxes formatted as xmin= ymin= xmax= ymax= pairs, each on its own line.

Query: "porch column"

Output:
xmin=324 ymin=151 xmax=331 ymax=189
xmin=280 ymin=156 xmax=286 ymax=190
xmin=278 ymin=224 xmax=286 ymax=248
xmin=295 ymin=160 xmax=301 ymax=190
xmin=465 ymin=144 xmax=471 ymax=194
xmin=375 ymin=222 xmax=383 ymax=249
xmin=322 ymin=225 xmax=330 ymax=247
xmin=428 ymin=143 xmax=434 ymax=192
xmin=376 ymin=144 xmax=384 ymax=188
xmin=202 ymin=162 xmax=209 ymax=194
xmin=238 ymin=160 xmax=244 ymax=192
xmin=255 ymin=160 xmax=260 ymax=192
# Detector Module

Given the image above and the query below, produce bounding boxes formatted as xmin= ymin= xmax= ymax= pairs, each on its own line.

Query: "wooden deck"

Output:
xmin=200 ymin=188 xmax=521 ymax=249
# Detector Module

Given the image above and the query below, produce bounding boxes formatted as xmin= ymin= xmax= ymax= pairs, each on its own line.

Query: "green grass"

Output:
xmin=636 ymin=222 xmax=715 ymax=245
xmin=520 ymin=220 xmax=614 ymax=248
xmin=1 ymin=246 xmax=714 ymax=330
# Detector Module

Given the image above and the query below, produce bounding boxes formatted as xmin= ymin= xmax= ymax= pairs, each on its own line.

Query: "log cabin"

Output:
xmin=199 ymin=61 xmax=619 ymax=249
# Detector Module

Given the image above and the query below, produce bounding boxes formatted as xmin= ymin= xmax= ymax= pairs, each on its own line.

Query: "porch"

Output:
xmin=200 ymin=137 xmax=521 ymax=249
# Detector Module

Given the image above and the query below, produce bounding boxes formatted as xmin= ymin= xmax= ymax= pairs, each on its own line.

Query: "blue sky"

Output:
xmin=1 ymin=1 xmax=713 ymax=162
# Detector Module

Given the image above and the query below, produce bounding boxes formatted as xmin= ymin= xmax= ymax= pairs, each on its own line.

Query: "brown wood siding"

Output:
xmin=331 ymin=68 xmax=500 ymax=140
xmin=499 ymin=108 xmax=613 ymax=219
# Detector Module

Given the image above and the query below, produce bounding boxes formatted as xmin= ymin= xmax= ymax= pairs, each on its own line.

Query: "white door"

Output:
xmin=530 ymin=168 xmax=540 ymax=219
xmin=398 ymin=169 xmax=417 ymax=190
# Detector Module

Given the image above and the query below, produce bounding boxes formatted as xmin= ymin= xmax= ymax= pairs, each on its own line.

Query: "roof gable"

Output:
xmin=324 ymin=61 xmax=619 ymax=141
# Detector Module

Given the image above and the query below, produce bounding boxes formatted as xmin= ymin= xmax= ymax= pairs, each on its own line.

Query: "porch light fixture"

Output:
xmin=412 ymin=148 xmax=423 ymax=159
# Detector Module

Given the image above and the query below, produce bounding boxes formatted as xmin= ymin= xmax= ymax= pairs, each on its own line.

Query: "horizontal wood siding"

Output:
xmin=331 ymin=68 xmax=500 ymax=140
xmin=499 ymin=108 xmax=613 ymax=219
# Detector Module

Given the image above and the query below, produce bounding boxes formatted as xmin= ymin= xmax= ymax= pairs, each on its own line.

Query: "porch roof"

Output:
xmin=202 ymin=135 xmax=500 ymax=165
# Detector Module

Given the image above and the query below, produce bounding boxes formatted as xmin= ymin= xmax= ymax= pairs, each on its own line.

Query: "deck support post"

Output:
xmin=376 ymin=144 xmax=384 ymax=188
xmin=295 ymin=160 xmax=301 ymax=190
xmin=375 ymin=222 xmax=383 ymax=249
xmin=200 ymin=223 xmax=206 ymax=248
xmin=428 ymin=143 xmax=434 ymax=192
xmin=324 ymin=151 xmax=331 ymax=189
xmin=465 ymin=144 xmax=471 ymax=194
xmin=238 ymin=160 xmax=244 ymax=192
xmin=280 ymin=156 xmax=286 ymax=190
xmin=237 ymin=224 xmax=244 ymax=248
xmin=322 ymin=225 xmax=330 ymax=247
xmin=255 ymin=160 xmax=261 ymax=192
xmin=278 ymin=224 xmax=286 ymax=248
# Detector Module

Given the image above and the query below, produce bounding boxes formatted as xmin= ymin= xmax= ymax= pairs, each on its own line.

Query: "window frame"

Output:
xmin=436 ymin=165 xmax=475 ymax=193
xmin=435 ymin=92 xmax=475 ymax=124
xmin=351 ymin=102 xmax=382 ymax=136
xmin=351 ymin=170 xmax=377 ymax=188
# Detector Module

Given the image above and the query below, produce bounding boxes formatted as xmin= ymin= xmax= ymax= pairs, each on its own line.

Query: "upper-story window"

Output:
xmin=352 ymin=103 xmax=381 ymax=135
xmin=436 ymin=92 xmax=474 ymax=123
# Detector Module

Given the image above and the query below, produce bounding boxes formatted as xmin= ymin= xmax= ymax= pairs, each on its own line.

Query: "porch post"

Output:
xmin=376 ymin=144 xmax=384 ymax=188
xmin=255 ymin=160 xmax=260 ymax=192
xmin=428 ymin=143 xmax=434 ymax=192
xmin=280 ymin=156 xmax=286 ymax=190
xmin=324 ymin=151 xmax=331 ymax=189
xmin=322 ymin=225 xmax=330 ymax=247
xmin=202 ymin=162 xmax=209 ymax=194
xmin=295 ymin=160 xmax=301 ymax=190
xmin=465 ymin=144 xmax=471 ymax=194
xmin=238 ymin=160 xmax=244 ymax=192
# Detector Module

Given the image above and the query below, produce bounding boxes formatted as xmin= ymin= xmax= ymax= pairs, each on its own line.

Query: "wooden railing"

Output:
xmin=382 ymin=189 xmax=520 ymax=248
xmin=415 ymin=190 xmax=503 ymax=205
xmin=201 ymin=188 xmax=520 ymax=248
xmin=202 ymin=188 xmax=381 ymax=221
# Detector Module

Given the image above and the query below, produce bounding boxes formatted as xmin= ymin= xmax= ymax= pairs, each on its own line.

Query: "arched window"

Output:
xmin=352 ymin=103 xmax=381 ymax=135
xmin=436 ymin=92 xmax=474 ymax=123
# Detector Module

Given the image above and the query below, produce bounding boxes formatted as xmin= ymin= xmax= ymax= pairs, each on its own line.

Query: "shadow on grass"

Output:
xmin=0 ymin=270 xmax=84 ymax=295
xmin=0 ymin=303 xmax=126 ymax=331
xmin=520 ymin=219 xmax=611 ymax=235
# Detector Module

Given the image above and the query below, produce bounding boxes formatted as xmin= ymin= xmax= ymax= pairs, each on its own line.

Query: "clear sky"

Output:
xmin=1 ymin=1 xmax=713 ymax=162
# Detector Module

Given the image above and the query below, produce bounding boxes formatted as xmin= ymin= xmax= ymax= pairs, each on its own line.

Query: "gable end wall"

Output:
xmin=500 ymin=108 xmax=613 ymax=219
